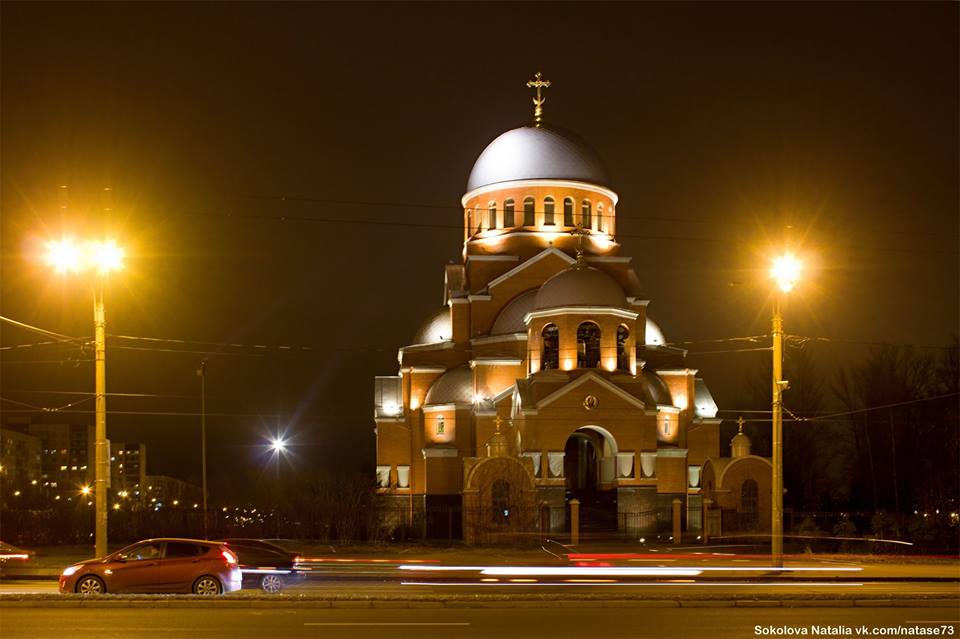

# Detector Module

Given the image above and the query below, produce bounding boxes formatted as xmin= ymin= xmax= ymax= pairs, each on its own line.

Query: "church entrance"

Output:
xmin=564 ymin=427 xmax=618 ymax=532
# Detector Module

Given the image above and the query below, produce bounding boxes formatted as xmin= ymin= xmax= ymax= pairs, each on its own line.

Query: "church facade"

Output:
xmin=374 ymin=77 xmax=770 ymax=543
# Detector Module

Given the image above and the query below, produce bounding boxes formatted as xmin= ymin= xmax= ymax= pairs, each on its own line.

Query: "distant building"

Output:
xmin=21 ymin=423 xmax=96 ymax=497
xmin=143 ymin=475 xmax=201 ymax=509
xmin=0 ymin=428 xmax=42 ymax=506
xmin=111 ymin=442 xmax=148 ymax=504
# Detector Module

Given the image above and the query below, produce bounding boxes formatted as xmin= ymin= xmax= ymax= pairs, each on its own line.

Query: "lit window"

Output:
xmin=541 ymin=324 xmax=559 ymax=370
xmin=543 ymin=197 xmax=555 ymax=225
xmin=523 ymin=197 xmax=535 ymax=226
xmin=487 ymin=201 xmax=497 ymax=230
xmin=563 ymin=198 xmax=574 ymax=226
xmin=596 ymin=203 xmax=604 ymax=232
xmin=576 ymin=322 xmax=601 ymax=368
xmin=436 ymin=415 xmax=445 ymax=435
xmin=503 ymin=199 xmax=515 ymax=227
xmin=581 ymin=200 xmax=592 ymax=229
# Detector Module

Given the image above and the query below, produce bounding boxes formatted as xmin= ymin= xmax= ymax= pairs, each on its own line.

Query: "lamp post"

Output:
xmin=197 ymin=360 xmax=208 ymax=539
xmin=769 ymin=253 xmax=802 ymax=567
xmin=46 ymin=237 xmax=124 ymax=559
xmin=269 ymin=436 xmax=287 ymax=537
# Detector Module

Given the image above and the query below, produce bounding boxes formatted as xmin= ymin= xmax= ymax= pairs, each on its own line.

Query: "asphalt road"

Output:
xmin=2 ymin=575 xmax=959 ymax=598
xmin=2 ymin=606 xmax=958 ymax=639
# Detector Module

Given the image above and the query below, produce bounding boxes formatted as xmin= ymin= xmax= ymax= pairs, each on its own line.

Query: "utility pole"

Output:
xmin=197 ymin=360 xmax=208 ymax=538
xmin=771 ymin=296 xmax=787 ymax=567
xmin=94 ymin=280 xmax=108 ymax=559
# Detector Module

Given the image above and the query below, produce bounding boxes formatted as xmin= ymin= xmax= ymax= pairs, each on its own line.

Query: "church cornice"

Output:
xmin=524 ymin=306 xmax=639 ymax=323
xmin=461 ymin=179 xmax=619 ymax=207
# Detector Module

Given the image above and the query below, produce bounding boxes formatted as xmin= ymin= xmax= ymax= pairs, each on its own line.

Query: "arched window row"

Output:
xmin=539 ymin=322 xmax=632 ymax=372
xmin=467 ymin=196 xmax=614 ymax=234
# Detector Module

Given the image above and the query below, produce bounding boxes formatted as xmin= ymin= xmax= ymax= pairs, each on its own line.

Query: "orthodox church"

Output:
xmin=374 ymin=75 xmax=771 ymax=543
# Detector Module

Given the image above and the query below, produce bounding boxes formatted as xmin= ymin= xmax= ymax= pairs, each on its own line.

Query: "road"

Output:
xmin=2 ymin=576 xmax=958 ymax=598
xmin=1 ymin=606 xmax=958 ymax=639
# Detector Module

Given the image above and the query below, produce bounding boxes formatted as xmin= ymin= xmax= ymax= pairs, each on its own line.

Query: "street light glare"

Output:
xmin=88 ymin=239 xmax=125 ymax=273
xmin=770 ymin=253 xmax=802 ymax=293
xmin=45 ymin=238 xmax=82 ymax=273
xmin=270 ymin=438 xmax=287 ymax=453
xmin=44 ymin=237 xmax=125 ymax=274
xmin=80 ymin=485 xmax=91 ymax=496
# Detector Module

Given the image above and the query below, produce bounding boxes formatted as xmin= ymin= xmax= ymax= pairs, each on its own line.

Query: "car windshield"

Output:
xmin=117 ymin=542 xmax=163 ymax=561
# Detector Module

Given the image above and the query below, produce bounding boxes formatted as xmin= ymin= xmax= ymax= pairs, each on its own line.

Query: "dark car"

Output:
xmin=217 ymin=538 xmax=304 ymax=593
xmin=58 ymin=538 xmax=242 ymax=595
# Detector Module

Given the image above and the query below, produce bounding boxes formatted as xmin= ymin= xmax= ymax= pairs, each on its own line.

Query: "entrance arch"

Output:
xmin=564 ymin=426 xmax=619 ymax=532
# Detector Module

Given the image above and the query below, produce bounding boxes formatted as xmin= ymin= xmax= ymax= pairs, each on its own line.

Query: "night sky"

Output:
xmin=2 ymin=3 xmax=957 ymax=501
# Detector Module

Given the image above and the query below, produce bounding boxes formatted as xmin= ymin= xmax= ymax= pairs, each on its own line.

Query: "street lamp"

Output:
xmin=197 ymin=360 xmax=209 ymax=538
xmin=45 ymin=237 xmax=125 ymax=559
xmin=769 ymin=252 xmax=802 ymax=567
xmin=268 ymin=435 xmax=288 ymax=537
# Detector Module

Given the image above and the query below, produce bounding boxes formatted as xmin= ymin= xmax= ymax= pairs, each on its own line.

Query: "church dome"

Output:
xmin=534 ymin=265 xmax=627 ymax=311
xmin=412 ymin=308 xmax=452 ymax=345
xmin=466 ymin=126 xmax=611 ymax=193
xmin=731 ymin=427 xmax=752 ymax=458
xmin=491 ymin=290 xmax=537 ymax=335
xmin=424 ymin=365 xmax=473 ymax=406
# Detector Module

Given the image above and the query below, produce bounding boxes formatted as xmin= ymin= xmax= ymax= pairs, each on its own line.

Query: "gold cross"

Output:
xmin=494 ymin=415 xmax=503 ymax=433
xmin=526 ymin=72 xmax=551 ymax=127
xmin=570 ymin=223 xmax=589 ymax=266
xmin=737 ymin=416 xmax=745 ymax=432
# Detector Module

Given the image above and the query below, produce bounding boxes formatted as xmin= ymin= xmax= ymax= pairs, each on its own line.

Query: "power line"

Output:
xmin=0 ymin=316 xmax=85 ymax=343
xmin=802 ymin=392 xmax=960 ymax=422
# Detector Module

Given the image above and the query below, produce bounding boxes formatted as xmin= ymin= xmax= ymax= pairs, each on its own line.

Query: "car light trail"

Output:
xmin=401 ymin=581 xmax=865 ymax=587
xmin=479 ymin=566 xmax=704 ymax=577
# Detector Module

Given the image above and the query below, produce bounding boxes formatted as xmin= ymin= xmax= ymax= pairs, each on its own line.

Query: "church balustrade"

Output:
xmin=547 ymin=452 xmax=565 ymax=478
xmin=396 ymin=466 xmax=410 ymax=489
xmin=616 ymin=452 xmax=635 ymax=479
xmin=639 ymin=452 xmax=657 ymax=478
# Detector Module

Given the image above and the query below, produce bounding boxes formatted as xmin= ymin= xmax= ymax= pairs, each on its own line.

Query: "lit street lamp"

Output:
xmin=268 ymin=435 xmax=288 ymax=537
xmin=46 ymin=237 xmax=125 ymax=559
xmin=769 ymin=253 xmax=802 ymax=567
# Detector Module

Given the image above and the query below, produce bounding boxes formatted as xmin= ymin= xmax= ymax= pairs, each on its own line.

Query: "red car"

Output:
xmin=59 ymin=538 xmax=242 ymax=595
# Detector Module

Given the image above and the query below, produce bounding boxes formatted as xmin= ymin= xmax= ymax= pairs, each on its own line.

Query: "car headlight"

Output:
xmin=62 ymin=566 xmax=79 ymax=577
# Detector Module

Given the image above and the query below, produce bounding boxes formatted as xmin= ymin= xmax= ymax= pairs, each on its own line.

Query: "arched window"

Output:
xmin=503 ymin=199 xmax=515 ymax=227
xmin=563 ymin=197 xmax=574 ymax=226
xmin=523 ymin=197 xmax=535 ymax=226
xmin=487 ymin=201 xmax=497 ymax=230
xmin=576 ymin=322 xmax=601 ymax=368
xmin=616 ymin=325 xmax=630 ymax=372
xmin=541 ymin=324 xmax=559 ymax=370
xmin=740 ymin=479 xmax=759 ymax=529
xmin=543 ymin=197 xmax=555 ymax=226
xmin=491 ymin=479 xmax=510 ymax=524
xmin=581 ymin=200 xmax=592 ymax=229
xmin=596 ymin=203 xmax=604 ymax=232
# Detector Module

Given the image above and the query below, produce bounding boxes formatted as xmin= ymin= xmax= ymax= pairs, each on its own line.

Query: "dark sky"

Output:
xmin=2 ymin=3 xmax=957 ymax=500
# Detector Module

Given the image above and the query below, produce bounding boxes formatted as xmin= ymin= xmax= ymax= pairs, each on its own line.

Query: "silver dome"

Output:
xmin=412 ymin=308 xmax=451 ymax=345
xmin=491 ymin=289 xmax=537 ymax=334
xmin=534 ymin=266 xmax=627 ymax=310
xmin=466 ymin=126 xmax=611 ymax=193
xmin=424 ymin=365 xmax=474 ymax=406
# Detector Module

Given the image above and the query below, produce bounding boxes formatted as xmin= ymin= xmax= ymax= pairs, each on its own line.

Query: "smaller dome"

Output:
xmin=534 ymin=264 xmax=627 ymax=310
xmin=731 ymin=428 xmax=752 ymax=458
xmin=643 ymin=371 xmax=672 ymax=405
xmin=645 ymin=318 xmax=666 ymax=346
xmin=486 ymin=428 xmax=511 ymax=458
xmin=412 ymin=308 xmax=452 ymax=345
xmin=424 ymin=365 xmax=473 ymax=406
xmin=491 ymin=290 xmax=537 ymax=335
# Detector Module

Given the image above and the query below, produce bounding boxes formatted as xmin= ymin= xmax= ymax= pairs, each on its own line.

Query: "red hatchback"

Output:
xmin=59 ymin=538 xmax=242 ymax=595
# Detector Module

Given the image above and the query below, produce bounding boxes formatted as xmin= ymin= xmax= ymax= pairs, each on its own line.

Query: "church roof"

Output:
xmin=534 ymin=264 xmax=627 ymax=310
xmin=491 ymin=290 xmax=538 ymax=335
xmin=424 ymin=365 xmax=473 ymax=406
xmin=642 ymin=370 xmax=672 ymax=405
xmin=466 ymin=126 xmax=612 ymax=193
xmin=411 ymin=308 xmax=452 ymax=345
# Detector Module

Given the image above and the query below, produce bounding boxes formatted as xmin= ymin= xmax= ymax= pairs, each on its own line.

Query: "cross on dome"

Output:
xmin=526 ymin=72 xmax=551 ymax=127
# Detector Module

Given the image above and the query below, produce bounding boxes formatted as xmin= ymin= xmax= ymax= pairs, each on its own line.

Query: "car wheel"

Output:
xmin=193 ymin=576 xmax=221 ymax=595
xmin=75 ymin=575 xmax=105 ymax=595
xmin=260 ymin=574 xmax=284 ymax=594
